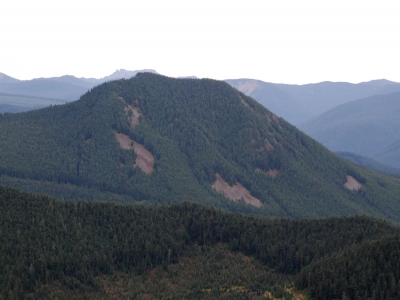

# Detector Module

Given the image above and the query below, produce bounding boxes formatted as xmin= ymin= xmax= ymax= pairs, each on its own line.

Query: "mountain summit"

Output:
xmin=0 ymin=72 xmax=19 ymax=83
xmin=1 ymin=73 xmax=400 ymax=221
xmin=100 ymin=69 xmax=158 ymax=82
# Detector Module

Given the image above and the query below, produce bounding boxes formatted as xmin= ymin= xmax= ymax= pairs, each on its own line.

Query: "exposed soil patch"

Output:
xmin=258 ymin=139 xmax=274 ymax=152
xmin=125 ymin=105 xmax=141 ymax=128
xmin=286 ymin=287 xmax=306 ymax=300
xmin=256 ymin=168 xmax=279 ymax=179
xmin=268 ymin=169 xmax=279 ymax=178
xmin=212 ymin=174 xmax=263 ymax=207
xmin=272 ymin=114 xmax=280 ymax=122
xmin=239 ymin=96 xmax=250 ymax=107
xmin=114 ymin=131 xmax=134 ymax=150
xmin=345 ymin=175 xmax=362 ymax=191
xmin=114 ymin=131 xmax=154 ymax=174
xmin=234 ymin=80 xmax=259 ymax=95
xmin=133 ymin=142 xmax=154 ymax=174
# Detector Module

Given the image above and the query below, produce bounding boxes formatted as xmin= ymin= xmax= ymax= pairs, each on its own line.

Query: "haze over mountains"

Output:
xmin=0 ymin=69 xmax=158 ymax=113
xmin=299 ymin=92 xmax=400 ymax=169
xmin=226 ymin=78 xmax=400 ymax=125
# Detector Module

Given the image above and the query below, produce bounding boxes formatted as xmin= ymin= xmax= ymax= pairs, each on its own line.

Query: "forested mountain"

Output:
xmin=1 ymin=73 xmax=400 ymax=221
xmin=299 ymin=92 xmax=400 ymax=168
xmin=1 ymin=185 xmax=399 ymax=299
xmin=0 ymin=69 xmax=157 ymax=113
xmin=226 ymin=78 xmax=400 ymax=125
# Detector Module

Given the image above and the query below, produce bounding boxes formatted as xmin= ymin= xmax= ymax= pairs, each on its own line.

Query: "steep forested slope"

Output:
xmin=1 ymin=73 xmax=400 ymax=221
xmin=1 ymin=185 xmax=399 ymax=299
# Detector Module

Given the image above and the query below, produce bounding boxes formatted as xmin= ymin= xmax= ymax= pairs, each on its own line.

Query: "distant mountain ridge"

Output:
xmin=226 ymin=78 xmax=400 ymax=125
xmin=373 ymin=138 xmax=400 ymax=168
xmin=300 ymin=92 xmax=400 ymax=168
xmin=3 ymin=70 xmax=400 ymax=123
xmin=336 ymin=151 xmax=400 ymax=176
xmin=100 ymin=69 xmax=158 ymax=82
xmin=0 ymin=72 xmax=19 ymax=83
xmin=0 ymin=69 xmax=158 ymax=113
xmin=225 ymin=79 xmax=312 ymax=124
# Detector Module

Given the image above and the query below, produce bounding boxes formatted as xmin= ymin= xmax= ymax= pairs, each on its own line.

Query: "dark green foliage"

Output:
xmin=1 ymin=73 xmax=400 ymax=221
xmin=296 ymin=235 xmax=400 ymax=300
xmin=1 ymin=185 xmax=399 ymax=299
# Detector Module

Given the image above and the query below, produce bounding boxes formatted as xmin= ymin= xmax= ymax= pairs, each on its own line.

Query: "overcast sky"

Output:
xmin=1 ymin=0 xmax=399 ymax=84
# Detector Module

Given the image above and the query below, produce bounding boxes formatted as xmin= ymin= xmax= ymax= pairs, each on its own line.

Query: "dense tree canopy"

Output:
xmin=1 ymin=185 xmax=399 ymax=299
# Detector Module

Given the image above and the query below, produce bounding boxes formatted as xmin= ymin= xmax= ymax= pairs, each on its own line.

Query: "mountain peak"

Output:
xmin=0 ymin=72 xmax=20 ymax=83
xmin=101 ymin=69 xmax=158 ymax=82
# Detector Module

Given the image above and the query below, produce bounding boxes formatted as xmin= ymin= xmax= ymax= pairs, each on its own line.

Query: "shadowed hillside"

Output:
xmin=1 ymin=185 xmax=399 ymax=299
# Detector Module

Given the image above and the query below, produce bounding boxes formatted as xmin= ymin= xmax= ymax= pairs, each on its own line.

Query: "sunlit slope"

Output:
xmin=1 ymin=73 xmax=400 ymax=220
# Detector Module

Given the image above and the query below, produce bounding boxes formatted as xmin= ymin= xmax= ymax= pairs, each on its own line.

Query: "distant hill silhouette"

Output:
xmin=0 ymin=69 xmax=158 ymax=113
xmin=373 ymin=139 xmax=400 ymax=169
xmin=227 ymin=78 xmax=400 ymax=125
xmin=100 ymin=69 xmax=158 ymax=82
xmin=299 ymin=92 xmax=400 ymax=168
xmin=336 ymin=151 xmax=400 ymax=176
xmin=225 ymin=79 xmax=312 ymax=124
xmin=0 ymin=72 xmax=19 ymax=83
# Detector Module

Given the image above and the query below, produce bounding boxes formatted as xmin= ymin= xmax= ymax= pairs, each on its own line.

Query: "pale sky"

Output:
xmin=1 ymin=0 xmax=399 ymax=84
